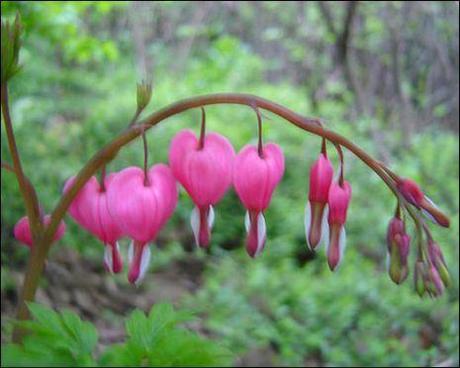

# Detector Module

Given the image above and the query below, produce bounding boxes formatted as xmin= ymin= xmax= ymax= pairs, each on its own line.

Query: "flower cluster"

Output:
xmin=14 ymin=121 xmax=285 ymax=285
xmin=12 ymin=111 xmax=451 ymax=296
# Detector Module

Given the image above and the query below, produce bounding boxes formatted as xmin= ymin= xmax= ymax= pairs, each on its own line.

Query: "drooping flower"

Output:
xmin=305 ymin=148 xmax=334 ymax=250
xmin=107 ymin=165 xmax=178 ymax=284
xmin=14 ymin=215 xmax=66 ymax=248
xmin=63 ymin=174 xmax=124 ymax=274
xmin=397 ymin=178 xmax=449 ymax=228
xmin=386 ymin=216 xmax=410 ymax=284
xmin=326 ymin=180 xmax=352 ymax=271
xmin=233 ymin=143 xmax=284 ymax=257
xmin=169 ymin=129 xmax=235 ymax=248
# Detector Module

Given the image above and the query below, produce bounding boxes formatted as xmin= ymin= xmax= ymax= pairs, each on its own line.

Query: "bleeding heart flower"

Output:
xmin=169 ymin=129 xmax=235 ymax=248
xmin=63 ymin=174 xmax=124 ymax=274
xmin=107 ymin=164 xmax=178 ymax=285
xmin=14 ymin=215 xmax=66 ymax=248
xmin=326 ymin=180 xmax=352 ymax=271
xmin=397 ymin=178 xmax=449 ymax=228
xmin=233 ymin=143 xmax=284 ymax=257
xmin=305 ymin=150 xmax=334 ymax=250
xmin=386 ymin=217 xmax=410 ymax=284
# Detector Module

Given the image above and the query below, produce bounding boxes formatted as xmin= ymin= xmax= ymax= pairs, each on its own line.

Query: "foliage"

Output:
xmin=1 ymin=302 xmax=231 ymax=367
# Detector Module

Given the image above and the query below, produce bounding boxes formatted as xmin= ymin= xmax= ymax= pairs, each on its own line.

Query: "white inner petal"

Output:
xmin=385 ymin=251 xmax=391 ymax=273
xmin=335 ymin=227 xmax=347 ymax=271
xmin=208 ymin=205 xmax=215 ymax=229
xmin=320 ymin=205 xmax=330 ymax=249
xmin=421 ymin=208 xmax=438 ymax=225
xmin=424 ymin=195 xmax=439 ymax=209
xmin=304 ymin=201 xmax=312 ymax=250
xmin=254 ymin=212 xmax=266 ymax=257
xmin=136 ymin=245 xmax=151 ymax=286
xmin=104 ymin=244 xmax=113 ymax=274
xmin=190 ymin=206 xmax=200 ymax=246
xmin=244 ymin=211 xmax=250 ymax=233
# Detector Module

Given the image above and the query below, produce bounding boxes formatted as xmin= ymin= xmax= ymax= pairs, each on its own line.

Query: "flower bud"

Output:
xmin=1 ymin=14 xmax=23 ymax=83
xmin=428 ymin=240 xmax=451 ymax=288
xmin=14 ymin=215 xmax=66 ymax=248
xmin=397 ymin=179 xmax=449 ymax=228
xmin=427 ymin=264 xmax=444 ymax=297
xmin=136 ymin=80 xmax=153 ymax=112
xmin=414 ymin=261 xmax=427 ymax=297
xmin=386 ymin=217 xmax=410 ymax=284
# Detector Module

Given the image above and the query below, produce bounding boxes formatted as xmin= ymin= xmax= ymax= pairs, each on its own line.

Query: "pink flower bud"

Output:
xmin=386 ymin=216 xmax=410 ymax=284
xmin=64 ymin=174 xmax=124 ymax=274
xmin=305 ymin=152 xmax=333 ymax=250
xmin=427 ymin=240 xmax=451 ymax=287
xmin=397 ymin=178 xmax=449 ymax=228
xmin=233 ymin=143 xmax=284 ymax=257
xmin=427 ymin=264 xmax=444 ymax=297
xmin=169 ymin=129 xmax=235 ymax=248
xmin=386 ymin=217 xmax=405 ymax=252
xmin=106 ymin=165 xmax=178 ymax=284
xmin=326 ymin=180 xmax=352 ymax=271
xmin=14 ymin=215 xmax=66 ymax=248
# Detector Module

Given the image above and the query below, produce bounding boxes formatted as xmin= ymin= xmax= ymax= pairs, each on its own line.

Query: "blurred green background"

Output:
xmin=1 ymin=1 xmax=459 ymax=367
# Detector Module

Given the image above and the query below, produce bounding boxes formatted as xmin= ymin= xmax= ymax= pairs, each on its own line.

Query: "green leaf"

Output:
xmin=2 ymin=303 xmax=98 ymax=367
xmin=101 ymin=303 xmax=231 ymax=367
xmin=1 ymin=13 xmax=22 ymax=83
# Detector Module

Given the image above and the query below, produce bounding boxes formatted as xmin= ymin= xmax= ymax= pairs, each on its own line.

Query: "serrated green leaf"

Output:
xmin=61 ymin=310 xmax=98 ymax=355
xmin=3 ymin=303 xmax=98 ymax=367
xmin=27 ymin=302 xmax=66 ymax=335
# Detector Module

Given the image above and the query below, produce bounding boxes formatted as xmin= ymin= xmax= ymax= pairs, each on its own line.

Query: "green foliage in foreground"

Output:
xmin=1 ymin=303 xmax=231 ymax=367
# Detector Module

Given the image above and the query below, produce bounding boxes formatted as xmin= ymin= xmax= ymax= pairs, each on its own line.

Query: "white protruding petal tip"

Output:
xmin=244 ymin=211 xmax=250 ymax=233
xmin=304 ymin=202 xmax=312 ymax=250
xmin=320 ymin=205 xmax=330 ymax=249
xmin=385 ymin=251 xmax=391 ymax=273
xmin=335 ymin=227 xmax=347 ymax=271
xmin=103 ymin=244 xmax=113 ymax=274
xmin=135 ymin=245 xmax=151 ymax=286
xmin=254 ymin=213 xmax=266 ymax=257
xmin=208 ymin=205 xmax=215 ymax=229
xmin=421 ymin=208 xmax=438 ymax=225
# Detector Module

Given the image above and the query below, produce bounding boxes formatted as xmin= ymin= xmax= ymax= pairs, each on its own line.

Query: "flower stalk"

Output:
xmin=5 ymin=92 xmax=450 ymax=342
